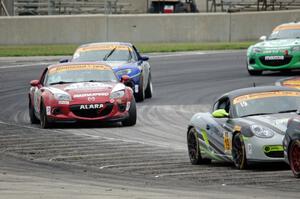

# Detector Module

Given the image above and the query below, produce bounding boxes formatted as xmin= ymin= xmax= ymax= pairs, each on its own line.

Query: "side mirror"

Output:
xmin=59 ymin=58 xmax=69 ymax=63
xmin=30 ymin=80 xmax=40 ymax=87
xmin=140 ymin=56 xmax=149 ymax=62
xmin=259 ymin=35 xmax=267 ymax=41
xmin=212 ymin=109 xmax=229 ymax=118
xmin=121 ymin=75 xmax=133 ymax=87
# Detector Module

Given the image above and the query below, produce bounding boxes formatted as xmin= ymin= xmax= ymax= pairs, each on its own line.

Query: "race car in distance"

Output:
xmin=61 ymin=42 xmax=152 ymax=102
xmin=187 ymin=86 xmax=300 ymax=169
xmin=247 ymin=22 xmax=300 ymax=75
xmin=283 ymin=116 xmax=300 ymax=178
xmin=28 ymin=62 xmax=136 ymax=128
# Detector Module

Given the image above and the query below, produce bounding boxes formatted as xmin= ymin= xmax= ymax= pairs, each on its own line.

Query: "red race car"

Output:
xmin=28 ymin=62 xmax=136 ymax=128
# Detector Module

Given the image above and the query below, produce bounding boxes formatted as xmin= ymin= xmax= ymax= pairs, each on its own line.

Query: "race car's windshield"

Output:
xmin=45 ymin=65 xmax=118 ymax=86
xmin=268 ymin=29 xmax=300 ymax=40
xmin=72 ymin=46 xmax=133 ymax=62
xmin=233 ymin=91 xmax=300 ymax=118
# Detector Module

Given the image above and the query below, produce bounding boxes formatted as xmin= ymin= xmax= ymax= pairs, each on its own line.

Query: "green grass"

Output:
xmin=0 ymin=42 xmax=255 ymax=57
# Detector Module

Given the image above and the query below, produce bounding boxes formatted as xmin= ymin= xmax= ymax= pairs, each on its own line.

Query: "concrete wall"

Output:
xmin=230 ymin=11 xmax=300 ymax=41
xmin=0 ymin=10 xmax=300 ymax=45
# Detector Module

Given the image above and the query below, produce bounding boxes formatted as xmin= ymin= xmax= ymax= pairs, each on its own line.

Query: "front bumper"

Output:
xmin=243 ymin=134 xmax=285 ymax=162
xmin=46 ymin=100 xmax=130 ymax=123
xmin=248 ymin=52 xmax=300 ymax=71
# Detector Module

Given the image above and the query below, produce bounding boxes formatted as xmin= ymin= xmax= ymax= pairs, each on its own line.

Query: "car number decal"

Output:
xmin=223 ymin=131 xmax=231 ymax=153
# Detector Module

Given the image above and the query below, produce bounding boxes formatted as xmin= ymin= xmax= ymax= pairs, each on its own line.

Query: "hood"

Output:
xmin=255 ymin=38 xmax=300 ymax=48
xmin=241 ymin=113 xmax=297 ymax=133
xmin=47 ymin=82 xmax=125 ymax=99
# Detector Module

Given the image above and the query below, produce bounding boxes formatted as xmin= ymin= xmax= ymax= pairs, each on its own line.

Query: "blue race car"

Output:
xmin=61 ymin=42 xmax=152 ymax=102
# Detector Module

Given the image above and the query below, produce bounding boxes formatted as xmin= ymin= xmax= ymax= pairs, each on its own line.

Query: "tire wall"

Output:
xmin=0 ymin=10 xmax=300 ymax=45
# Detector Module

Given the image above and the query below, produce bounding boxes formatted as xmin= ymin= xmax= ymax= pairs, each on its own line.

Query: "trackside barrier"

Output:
xmin=0 ymin=10 xmax=300 ymax=45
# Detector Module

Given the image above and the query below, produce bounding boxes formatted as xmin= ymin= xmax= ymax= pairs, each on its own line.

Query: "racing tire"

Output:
xmin=40 ymin=101 xmax=52 ymax=129
xmin=145 ymin=74 xmax=153 ymax=99
xmin=29 ymin=99 xmax=39 ymax=124
xmin=187 ymin=128 xmax=212 ymax=165
xmin=248 ymin=69 xmax=262 ymax=76
xmin=135 ymin=75 xmax=145 ymax=102
xmin=288 ymin=140 xmax=300 ymax=178
xmin=122 ymin=98 xmax=137 ymax=127
xmin=232 ymin=133 xmax=247 ymax=169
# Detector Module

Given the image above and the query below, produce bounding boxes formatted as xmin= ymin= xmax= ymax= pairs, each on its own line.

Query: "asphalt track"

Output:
xmin=0 ymin=51 xmax=299 ymax=198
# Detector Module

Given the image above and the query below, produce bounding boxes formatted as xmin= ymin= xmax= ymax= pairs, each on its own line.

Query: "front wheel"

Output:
xmin=135 ymin=75 xmax=145 ymax=102
xmin=247 ymin=62 xmax=262 ymax=76
xmin=289 ymin=140 xmax=300 ymax=178
xmin=187 ymin=128 xmax=211 ymax=165
xmin=145 ymin=74 xmax=153 ymax=99
xmin=122 ymin=98 xmax=137 ymax=126
xmin=29 ymin=99 xmax=39 ymax=124
xmin=248 ymin=69 xmax=262 ymax=76
xmin=40 ymin=102 xmax=52 ymax=129
xmin=232 ymin=133 xmax=247 ymax=169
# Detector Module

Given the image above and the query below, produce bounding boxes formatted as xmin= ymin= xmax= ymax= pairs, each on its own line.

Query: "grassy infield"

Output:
xmin=0 ymin=42 xmax=254 ymax=57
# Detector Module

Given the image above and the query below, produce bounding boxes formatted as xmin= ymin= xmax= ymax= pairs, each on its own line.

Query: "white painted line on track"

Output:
xmin=148 ymin=50 xmax=245 ymax=58
xmin=154 ymin=171 xmax=206 ymax=178
xmin=0 ymin=50 xmax=245 ymax=69
xmin=0 ymin=62 xmax=54 ymax=69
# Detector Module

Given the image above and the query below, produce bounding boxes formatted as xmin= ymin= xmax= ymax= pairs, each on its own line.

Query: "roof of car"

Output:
xmin=273 ymin=22 xmax=300 ymax=31
xmin=47 ymin=62 xmax=113 ymax=70
xmin=218 ymin=86 xmax=300 ymax=100
xmin=77 ymin=42 xmax=133 ymax=49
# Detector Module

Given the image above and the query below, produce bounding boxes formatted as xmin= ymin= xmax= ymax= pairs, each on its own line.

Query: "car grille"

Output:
xmin=70 ymin=103 xmax=113 ymax=118
xmin=264 ymin=151 xmax=284 ymax=158
xmin=259 ymin=56 xmax=292 ymax=66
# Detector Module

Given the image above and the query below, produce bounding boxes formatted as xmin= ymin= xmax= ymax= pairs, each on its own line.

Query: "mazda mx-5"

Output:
xmin=28 ymin=63 xmax=136 ymax=128
xmin=61 ymin=42 xmax=152 ymax=102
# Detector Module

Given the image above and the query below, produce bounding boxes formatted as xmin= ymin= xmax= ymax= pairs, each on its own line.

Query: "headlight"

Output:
xmin=252 ymin=47 xmax=262 ymax=53
xmin=116 ymin=69 xmax=132 ymax=76
xmin=110 ymin=90 xmax=125 ymax=99
xmin=250 ymin=125 xmax=275 ymax=138
xmin=54 ymin=93 xmax=71 ymax=101
xmin=291 ymin=46 xmax=300 ymax=51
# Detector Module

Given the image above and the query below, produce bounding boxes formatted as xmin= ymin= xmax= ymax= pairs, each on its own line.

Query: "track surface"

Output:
xmin=0 ymin=51 xmax=299 ymax=198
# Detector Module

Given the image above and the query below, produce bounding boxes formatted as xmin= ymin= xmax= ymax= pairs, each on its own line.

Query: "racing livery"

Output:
xmin=283 ymin=116 xmax=300 ymax=178
xmin=61 ymin=42 xmax=152 ymax=102
xmin=187 ymin=86 xmax=300 ymax=169
xmin=247 ymin=22 xmax=300 ymax=75
xmin=28 ymin=63 xmax=136 ymax=128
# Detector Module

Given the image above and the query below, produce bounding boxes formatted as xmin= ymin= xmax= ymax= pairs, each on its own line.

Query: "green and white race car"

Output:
xmin=247 ymin=22 xmax=300 ymax=75
xmin=187 ymin=86 xmax=300 ymax=169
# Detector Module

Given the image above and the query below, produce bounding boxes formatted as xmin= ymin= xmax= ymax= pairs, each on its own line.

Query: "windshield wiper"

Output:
xmin=49 ymin=81 xmax=75 ymax=85
xmin=103 ymin=47 xmax=117 ymax=61
xmin=277 ymin=109 xmax=297 ymax=113
xmin=241 ymin=113 xmax=273 ymax=117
